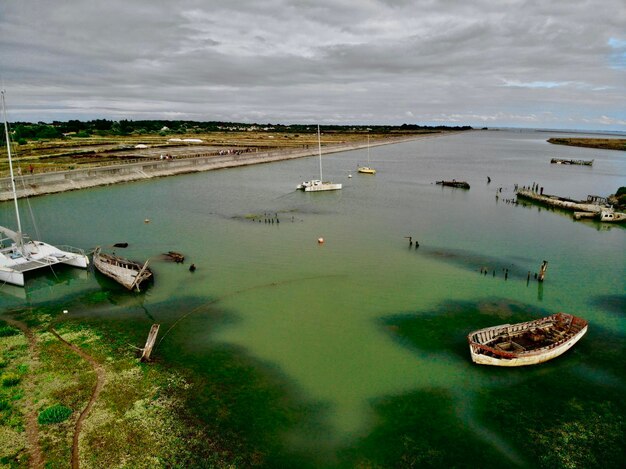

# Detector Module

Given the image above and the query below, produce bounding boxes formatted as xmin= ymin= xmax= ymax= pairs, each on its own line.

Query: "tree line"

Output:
xmin=3 ymin=119 xmax=472 ymax=144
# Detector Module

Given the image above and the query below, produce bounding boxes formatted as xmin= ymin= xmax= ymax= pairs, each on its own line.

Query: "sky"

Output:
xmin=1 ymin=0 xmax=625 ymax=131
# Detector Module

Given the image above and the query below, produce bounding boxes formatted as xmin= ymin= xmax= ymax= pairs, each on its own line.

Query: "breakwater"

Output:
xmin=516 ymin=188 xmax=603 ymax=213
xmin=0 ymin=136 xmax=420 ymax=201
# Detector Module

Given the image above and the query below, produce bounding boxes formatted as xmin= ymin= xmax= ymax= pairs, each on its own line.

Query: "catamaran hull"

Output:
xmin=304 ymin=183 xmax=342 ymax=192
xmin=0 ymin=241 xmax=89 ymax=287
xmin=0 ymin=268 xmax=25 ymax=287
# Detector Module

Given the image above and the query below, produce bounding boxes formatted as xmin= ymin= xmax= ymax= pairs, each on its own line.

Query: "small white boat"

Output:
xmin=93 ymin=247 xmax=152 ymax=292
xmin=467 ymin=312 xmax=587 ymax=366
xmin=0 ymin=90 xmax=89 ymax=287
xmin=296 ymin=125 xmax=342 ymax=192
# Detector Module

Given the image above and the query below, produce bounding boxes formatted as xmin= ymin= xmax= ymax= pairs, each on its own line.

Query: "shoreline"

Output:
xmin=0 ymin=133 xmax=451 ymax=201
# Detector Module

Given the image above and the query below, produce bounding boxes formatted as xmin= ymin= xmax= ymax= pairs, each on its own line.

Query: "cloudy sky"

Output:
xmin=1 ymin=0 xmax=625 ymax=130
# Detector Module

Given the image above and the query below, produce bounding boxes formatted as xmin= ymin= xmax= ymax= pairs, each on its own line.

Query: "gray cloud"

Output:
xmin=1 ymin=0 xmax=624 ymax=129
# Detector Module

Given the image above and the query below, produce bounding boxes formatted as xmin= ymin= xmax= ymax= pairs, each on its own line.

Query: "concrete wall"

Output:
xmin=0 ymin=136 xmax=419 ymax=201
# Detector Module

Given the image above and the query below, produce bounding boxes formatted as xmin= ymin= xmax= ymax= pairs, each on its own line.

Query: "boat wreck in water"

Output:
xmin=93 ymin=247 xmax=153 ymax=291
xmin=516 ymin=188 xmax=626 ymax=223
xmin=436 ymin=180 xmax=470 ymax=189
xmin=467 ymin=312 xmax=588 ymax=367
xmin=550 ymin=158 xmax=593 ymax=166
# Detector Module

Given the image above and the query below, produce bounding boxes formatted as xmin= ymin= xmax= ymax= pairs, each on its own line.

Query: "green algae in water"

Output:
xmin=1 ymin=130 xmax=625 ymax=466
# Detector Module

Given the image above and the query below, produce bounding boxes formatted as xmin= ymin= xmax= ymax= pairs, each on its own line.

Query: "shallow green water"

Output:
xmin=2 ymin=130 xmax=625 ymax=466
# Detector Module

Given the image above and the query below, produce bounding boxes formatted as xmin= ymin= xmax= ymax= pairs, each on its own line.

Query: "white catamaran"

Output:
xmin=0 ymin=90 xmax=89 ymax=287
xmin=297 ymin=125 xmax=342 ymax=192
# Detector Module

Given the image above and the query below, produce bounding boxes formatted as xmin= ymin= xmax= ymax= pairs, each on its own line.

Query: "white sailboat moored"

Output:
xmin=0 ymin=90 xmax=89 ymax=287
xmin=297 ymin=125 xmax=342 ymax=192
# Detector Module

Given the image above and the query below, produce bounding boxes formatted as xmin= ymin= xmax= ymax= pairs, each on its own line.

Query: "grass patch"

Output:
xmin=1 ymin=373 xmax=21 ymax=387
xmin=38 ymin=405 xmax=73 ymax=425
xmin=0 ymin=326 xmax=20 ymax=338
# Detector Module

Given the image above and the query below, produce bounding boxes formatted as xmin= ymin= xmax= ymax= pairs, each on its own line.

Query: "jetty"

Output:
xmin=516 ymin=188 xmax=626 ymax=223
xmin=0 ymin=134 xmax=435 ymax=201
xmin=550 ymin=158 xmax=593 ymax=166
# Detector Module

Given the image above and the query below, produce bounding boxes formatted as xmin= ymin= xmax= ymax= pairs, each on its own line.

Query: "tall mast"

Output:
xmin=367 ymin=133 xmax=370 ymax=164
xmin=1 ymin=90 xmax=22 ymax=235
xmin=317 ymin=124 xmax=323 ymax=181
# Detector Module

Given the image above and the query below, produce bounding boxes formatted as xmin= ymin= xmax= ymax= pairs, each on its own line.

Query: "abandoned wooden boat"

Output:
xmin=436 ymin=180 xmax=470 ymax=189
xmin=550 ymin=158 xmax=593 ymax=166
xmin=93 ymin=247 xmax=153 ymax=291
xmin=164 ymin=251 xmax=185 ymax=263
xmin=467 ymin=312 xmax=587 ymax=366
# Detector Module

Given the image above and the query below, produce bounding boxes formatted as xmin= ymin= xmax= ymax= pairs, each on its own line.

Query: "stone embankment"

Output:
xmin=516 ymin=188 xmax=603 ymax=213
xmin=1 ymin=135 xmax=421 ymax=201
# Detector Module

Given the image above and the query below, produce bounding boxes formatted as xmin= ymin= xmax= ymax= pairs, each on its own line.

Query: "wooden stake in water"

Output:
xmin=538 ymin=260 xmax=548 ymax=282
xmin=140 ymin=324 xmax=160 ymax=362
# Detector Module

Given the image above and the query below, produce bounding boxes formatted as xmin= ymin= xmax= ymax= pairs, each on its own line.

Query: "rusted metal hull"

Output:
xmin=468 ymin=313 xmax=587 ymax=366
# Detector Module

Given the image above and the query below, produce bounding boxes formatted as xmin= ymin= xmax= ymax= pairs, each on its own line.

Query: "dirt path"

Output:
xmin=2 ymin=317 xmax=44 ymax=469
xmin=49 ymin=328 xmax=105 ymax=469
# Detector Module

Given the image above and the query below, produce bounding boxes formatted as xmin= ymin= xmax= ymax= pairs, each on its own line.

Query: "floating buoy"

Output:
xmin=348 ymin=174 xmax=352 ymax=178
xmin=317 ymin=237 xmax=325 ymax=244
xmin=144 ymin=218 xmax=150 ymax=223
xmin=63 ymin=310 xmax=68 ymax=314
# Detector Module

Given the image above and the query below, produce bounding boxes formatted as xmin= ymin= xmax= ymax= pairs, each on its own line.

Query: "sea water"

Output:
xmin=1 ymin=130 xmax=624 ymax=466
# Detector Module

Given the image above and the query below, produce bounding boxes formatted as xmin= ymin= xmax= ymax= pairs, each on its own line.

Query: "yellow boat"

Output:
xmin=357 ymin=166 xmax=376 ymax=174
xmin=357 ymin=134 xmax=376 ymax=175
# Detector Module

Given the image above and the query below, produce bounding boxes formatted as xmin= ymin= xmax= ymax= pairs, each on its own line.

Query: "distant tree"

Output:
xmin=35 ymin=126 xmax=61 ymax=139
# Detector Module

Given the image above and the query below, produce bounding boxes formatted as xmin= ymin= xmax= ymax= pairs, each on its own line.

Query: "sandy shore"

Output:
xmin=0 ymin=133 xmax=448 ymax=201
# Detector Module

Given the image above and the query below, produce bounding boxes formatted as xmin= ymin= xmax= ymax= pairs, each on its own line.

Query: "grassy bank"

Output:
xmin=0 ymin=129 xmax=449 ymax=177
xmin=0 ymin=298 xmax=293 ymax=468
xmin=547 ymin=137 xmax=626 ymax=151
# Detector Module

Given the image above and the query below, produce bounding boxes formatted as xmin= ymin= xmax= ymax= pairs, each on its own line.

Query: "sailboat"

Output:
xmin=0 ymin=90 xmax=89 ymax=287
xmin=296 ymin=125 xmax=342 ymax=192
xmin=357 ymin=133 xmax=376 ymax=174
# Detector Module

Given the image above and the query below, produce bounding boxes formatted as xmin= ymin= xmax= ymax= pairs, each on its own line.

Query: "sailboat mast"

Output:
xmin=367 ymin=133 xmax=370 ymax=164
xmin=317 ymin=124 xmax=323 ymax=181
xmin=1 ymin=90 xmax=22 ymax=235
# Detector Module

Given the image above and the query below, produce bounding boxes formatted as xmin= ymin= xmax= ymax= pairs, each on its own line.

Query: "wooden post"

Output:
xmin=538 ymin=260 xmax=548 ymax=282
xmin=140 ymin=324 xmax=160 ymax=362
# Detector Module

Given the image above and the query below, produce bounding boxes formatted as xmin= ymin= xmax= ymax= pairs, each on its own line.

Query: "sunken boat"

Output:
xmin=550 ymin=158 xmax=593 ymax=166
xmin=93 ymin=247 xmax=153 ymax=292
xmin=436 ymin=180 xmax=470 ymax=189
xmin=467 ymin=312 xmax=587 ymax=367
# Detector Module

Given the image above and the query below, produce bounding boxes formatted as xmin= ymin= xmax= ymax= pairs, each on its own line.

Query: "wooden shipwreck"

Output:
xmin=467 ymin=312 xmax=588 ymax=367
xmin=436 ymin=180 xmax=470 ymax=189
xmin=516 ymin=188 xmax=626 ymax=223
xmin=550 ymin=158 xmax=593 ymax=166
xmin=93 ymin=247 xmax=153 ymax=292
